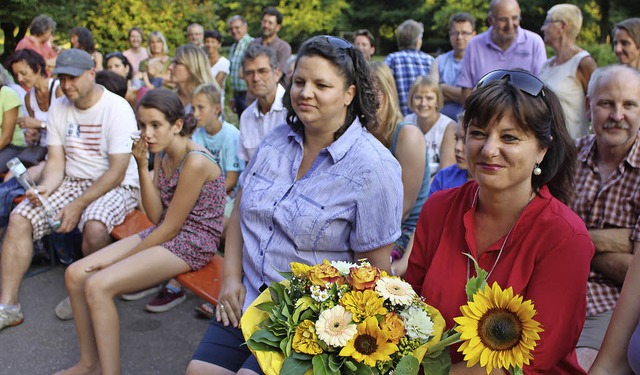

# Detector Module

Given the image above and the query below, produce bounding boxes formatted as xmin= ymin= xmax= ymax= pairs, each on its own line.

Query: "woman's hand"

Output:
xmin=215 ymin=278 xmax=246 ymax=328
xmin=24 ymin=129 xmax=42 ymax=146
xmin=131 ymin=135 xmax=149 ymax=169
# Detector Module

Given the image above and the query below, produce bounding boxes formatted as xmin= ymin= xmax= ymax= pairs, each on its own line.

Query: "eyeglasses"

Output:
xmin=450 ymin=31 xmax=474 ymax=37
xmin=476 ymin=69 xmax=545 ymax=97
xmin=543 ymin=18 xmax=563 ymax=25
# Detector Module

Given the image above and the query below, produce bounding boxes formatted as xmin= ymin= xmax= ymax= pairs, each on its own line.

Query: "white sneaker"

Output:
xmin=55 ymin=297 xmax=73 ymax=320
xmin=121 ymin=285 xmax=163 ymax=301
xmin=0 ymin=304 xmax=24 ymax=331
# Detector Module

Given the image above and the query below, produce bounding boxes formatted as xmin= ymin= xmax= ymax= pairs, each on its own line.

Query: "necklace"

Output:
xmin=466 ymin=187 xmax=536 ymax=282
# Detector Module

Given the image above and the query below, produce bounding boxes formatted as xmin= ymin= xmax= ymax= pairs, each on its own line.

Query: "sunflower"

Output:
xmin=339 ymin=316 xmax=398 ymax=367
xmin=454 ymin=282 xmax=543 ymax=374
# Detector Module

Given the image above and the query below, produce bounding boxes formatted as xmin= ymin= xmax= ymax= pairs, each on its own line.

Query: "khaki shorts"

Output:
xmin=12 ymin=177 xmax=139 ymax=240
xmin=576 ymin=309 xmax=614 ymax=350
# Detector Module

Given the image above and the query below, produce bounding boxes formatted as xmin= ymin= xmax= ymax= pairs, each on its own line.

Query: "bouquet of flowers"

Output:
xmin=241 ymin=260 xmax=446 ymax=375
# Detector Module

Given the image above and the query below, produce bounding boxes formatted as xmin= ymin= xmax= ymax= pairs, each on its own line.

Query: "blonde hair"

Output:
xmin=371 ymin=62 xmax=404 ymax=144
xmin=192 ymin=83 xmax=222 ymax=108
xmin=548 ymin=4 xmax=582 ymax=40
xmin=407 ymin=76 xmax=443 ymax=113
xmin=174 ymin=44 xmax=217 ymax=89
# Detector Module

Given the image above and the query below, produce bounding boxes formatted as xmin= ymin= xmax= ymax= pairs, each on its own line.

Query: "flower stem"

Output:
xmin=426 ymin=331 xmax=462 ymax=354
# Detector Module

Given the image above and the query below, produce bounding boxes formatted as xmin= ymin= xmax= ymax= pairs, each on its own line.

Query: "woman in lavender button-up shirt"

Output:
xmin=187 ymin=35 xmax=403 ymax=375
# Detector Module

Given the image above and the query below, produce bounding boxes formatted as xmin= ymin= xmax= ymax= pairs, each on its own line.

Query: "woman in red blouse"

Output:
xmin=405 ymin=70 xmax=594 ymax=374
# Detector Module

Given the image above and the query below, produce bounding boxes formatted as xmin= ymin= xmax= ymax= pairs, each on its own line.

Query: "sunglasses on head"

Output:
xmin=476 ymin=69 xmax=545 ymax=97
xmin=105 ymin=52 xmax=125 ymax=61
xmin=320 ymin=35 xmax=354 ymax=51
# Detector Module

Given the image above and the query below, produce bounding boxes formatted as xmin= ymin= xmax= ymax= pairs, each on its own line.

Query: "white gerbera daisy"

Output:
xmin=331 ymin=261 xmax=357 ymax=275
xmin=400 ymin=306 xmax=434 ymax=341
xmin=315 ymin=305 xmax=357 ymax=347
xmin=375 ymin=277 xmax=416 ymax=306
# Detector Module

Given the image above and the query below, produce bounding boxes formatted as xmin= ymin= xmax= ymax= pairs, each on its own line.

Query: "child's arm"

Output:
xmin=225 ymin=171 xmax=239 ymax=194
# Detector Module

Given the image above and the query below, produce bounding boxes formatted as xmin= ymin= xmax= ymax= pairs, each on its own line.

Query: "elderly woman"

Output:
xmin=405 ymin=70 xmax=594 ymax=374
xmin=15 ymin=15 xmax=58 ymax=76
xmin=186 ymin=35 xmax=402 ymax=375
xmin=612 ymin=18 xmax=640 ymax=69
xmin=540 ymin=4 xmax=597 ymax=139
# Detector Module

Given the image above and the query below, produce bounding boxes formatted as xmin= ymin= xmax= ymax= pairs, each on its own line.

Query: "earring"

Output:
xmin=533 ymin=163 xmax=542 ymax=176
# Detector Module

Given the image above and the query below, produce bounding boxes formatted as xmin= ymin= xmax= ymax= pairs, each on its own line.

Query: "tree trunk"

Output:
xmin=598 ymin=0 xmax=610 ymax=44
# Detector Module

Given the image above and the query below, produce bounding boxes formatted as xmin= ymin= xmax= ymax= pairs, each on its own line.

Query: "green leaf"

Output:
xmin=463 ymin=253 xmax=488 ymax=301
xmin=345 ymin=360 xmax=357 ymax=371
xmin=352 ymin=361 xmax=376 ymax=375
xmin=328 ymin=353 xmax=342 ymax=372
xmin=312 ymin=354 xmax=337 ymax=375
xmin=246 ymin=339 xmax=280 ymax=352
xmin=422 ymin=345 xmax=452 ymax=375
xmin=511 ymin=366 xmax=524 ymax=375
xmin=247 ymin=329 xmax=281 ymax=350
xmin=280 ymin=355 xmax=313 ymax=375
xmin=277 ymin=270 xmax=294 ymax=280
xmin=396 ymin=355 xmax=420 ymax=374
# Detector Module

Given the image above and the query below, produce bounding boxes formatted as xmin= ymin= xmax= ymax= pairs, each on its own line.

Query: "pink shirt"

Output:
xmin=123 ymin=49 xmax=149 ymax=75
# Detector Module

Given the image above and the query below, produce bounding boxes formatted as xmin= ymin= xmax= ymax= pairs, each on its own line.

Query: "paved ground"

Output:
xmin=0 ymin=263 xmax=211 ymax=375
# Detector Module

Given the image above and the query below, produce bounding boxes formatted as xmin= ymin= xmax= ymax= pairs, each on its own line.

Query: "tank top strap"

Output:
xmin=177 ymin=150 xmax=216 ymax=172
xmin=390 ymin=121 xmax=414 ymax=155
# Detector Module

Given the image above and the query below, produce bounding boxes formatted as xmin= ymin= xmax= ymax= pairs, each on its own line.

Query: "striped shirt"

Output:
xmin=571 ymin=134 xmax=640 ymax=316
xmin=384 ymin=49 xmax=434 ymax=116
xmin=228 ymin=34 xmax=254 ymax=93
xmin=238 ymin=120 xmax=403 ymax=311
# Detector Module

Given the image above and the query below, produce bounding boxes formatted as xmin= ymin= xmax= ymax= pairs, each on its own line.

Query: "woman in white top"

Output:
xmin=540 ymin=3 xmax=597 ymax=139
xmin=204 ymin=30 xmax=230 ymax=107
xmin=6 ymin=49 xmax=63 ymax=174
xmin=404 ymin=76 xmax=456 ymax=176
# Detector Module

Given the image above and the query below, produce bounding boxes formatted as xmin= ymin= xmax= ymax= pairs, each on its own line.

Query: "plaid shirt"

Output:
xmin=228 ymin=34 xmax=254 ymax=93
xmin=384 ymin=49 xmax=435 ymax=116
xmin=571 ymin=134 xmax=640 ymax=316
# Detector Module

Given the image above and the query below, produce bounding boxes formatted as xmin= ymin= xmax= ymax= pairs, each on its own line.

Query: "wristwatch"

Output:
xmin=40 ymin=121 xmax=47 ymax=129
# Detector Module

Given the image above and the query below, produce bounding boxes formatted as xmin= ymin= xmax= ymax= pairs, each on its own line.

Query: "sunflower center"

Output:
xmin=477 ymin=308 xmax=523 ymax=351
xmin=354 ymin=334 xmax=378 ymax=355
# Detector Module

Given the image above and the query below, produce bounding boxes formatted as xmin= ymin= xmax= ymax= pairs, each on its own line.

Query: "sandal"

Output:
xmin=195 ymin=302 xmax=214 ymax=319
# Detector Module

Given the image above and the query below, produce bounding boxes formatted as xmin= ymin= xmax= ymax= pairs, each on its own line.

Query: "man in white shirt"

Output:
xmin=0 ymin=49 xmax=140 ymax=330
xmin=238 ymin=45 xmax=287 ymax=162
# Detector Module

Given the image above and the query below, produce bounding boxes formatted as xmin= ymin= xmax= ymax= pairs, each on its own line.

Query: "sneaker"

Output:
xmin=145 ymin=287 xmax=186 ymax=313
xmin=121 ymin=285 xmax=162 ymax=301
xmin=55 ymin=297 xmax=73 ymax=320
xmin=0 ymin=304 xmax=24 ymax=331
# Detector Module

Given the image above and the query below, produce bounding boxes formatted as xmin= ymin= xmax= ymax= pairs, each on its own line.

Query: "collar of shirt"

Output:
xmin=484 ymin=26 xmax=527 ymax=51
xmin=579 ymin=133 xmax=640 ymax=170
xmin=251 ymin=84 xmax=286 ymax=118
xmin=287 ymin=117 xmax=365 ymax=164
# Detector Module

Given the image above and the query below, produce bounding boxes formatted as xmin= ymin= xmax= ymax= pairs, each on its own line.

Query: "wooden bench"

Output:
xmin=111 ymin=210 xmax=223 ymax=307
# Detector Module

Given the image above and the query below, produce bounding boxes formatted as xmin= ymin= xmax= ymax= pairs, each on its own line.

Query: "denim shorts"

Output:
xmin=192 ymin=319 xmax=263 ymax=374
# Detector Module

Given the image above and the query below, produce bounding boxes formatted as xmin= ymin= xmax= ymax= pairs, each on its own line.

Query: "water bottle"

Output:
xmin=6 ymin=157 xmax=61 ymax=230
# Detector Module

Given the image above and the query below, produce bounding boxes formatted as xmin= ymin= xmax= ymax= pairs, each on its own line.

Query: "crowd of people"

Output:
xmin=0 ymin=0 xmax=639 ymax=374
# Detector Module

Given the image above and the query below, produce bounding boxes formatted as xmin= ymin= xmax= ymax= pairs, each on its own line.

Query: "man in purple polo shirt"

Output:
xmin=249 ymin=7 xmax=292 ymax=81
xmin=458 ymin=0 xmax=546 ymax=100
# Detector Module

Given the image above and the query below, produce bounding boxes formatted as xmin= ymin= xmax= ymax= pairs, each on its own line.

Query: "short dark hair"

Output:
xmin=137 ymin=88 xmax=198 ymax=136
xmin=243 ymin=44 xmax=278 ymax=70
xmin=284 ymin=35 xmax=379 ymax=137
xmin=204 ymin=30 xmax=222 ymax=43
xmin=96 ymin=70 xmax=127 ymax=98
xmin=30 ymin=15 xmax=56 ymax=37
xmin=70 ymin=27 xmax=96 ymax=54
xmin=5 ymin=49 xmax=47 ymax=78
xmin=353 ymin=29 xmax=375 ymax=46
xmin=449 ymin=12 xmax=476 ymax=31
xmin=462 ymin=77 xmax=576 ymax=203
xmin=128 ymin=27 xmax=144 ymax=39
xmin=262 ymin=7 xmax=283 ymax=25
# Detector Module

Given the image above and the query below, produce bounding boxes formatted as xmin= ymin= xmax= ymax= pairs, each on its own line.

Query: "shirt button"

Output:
xmin=269 ymin=226 xmax=273 ymax=231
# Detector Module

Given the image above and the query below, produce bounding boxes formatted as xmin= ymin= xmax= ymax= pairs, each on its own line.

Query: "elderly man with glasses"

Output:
xmin=457 ymin=0 xmax=547 ymax=101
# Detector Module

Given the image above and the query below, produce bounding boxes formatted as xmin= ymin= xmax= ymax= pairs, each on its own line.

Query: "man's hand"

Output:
xmin=57 ymin=200 xmax=84 ymax=233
